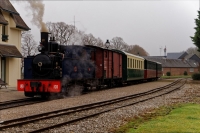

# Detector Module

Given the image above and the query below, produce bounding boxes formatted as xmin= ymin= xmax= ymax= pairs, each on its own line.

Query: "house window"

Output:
xmin=1 ymin=57 xmax=6 ymax=81
xmin=2 ymin=25 xmax=8 ymax=42
xmin=190 ymin=68 xmax=194 ymax=72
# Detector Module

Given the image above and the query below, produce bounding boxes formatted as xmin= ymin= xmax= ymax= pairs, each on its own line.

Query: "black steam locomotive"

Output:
xmin=18 ymin=32 xmax=96 ymax=98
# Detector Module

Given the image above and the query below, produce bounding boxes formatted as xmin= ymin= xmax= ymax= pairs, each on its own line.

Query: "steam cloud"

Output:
xmin=27 ymin=1 xmax=48 ymax=32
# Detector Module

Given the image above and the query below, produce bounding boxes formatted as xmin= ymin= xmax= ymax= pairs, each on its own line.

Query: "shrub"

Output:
xmin=192 ymin=73 xmax=200 ymax=80
xmin=166 ymin=72 xmax=171 ymax=76
xmin=184 ymin=71 xmax=188 ymax=76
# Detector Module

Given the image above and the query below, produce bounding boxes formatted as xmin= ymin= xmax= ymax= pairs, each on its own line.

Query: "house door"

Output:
xmin=1 ymin=57 xmax=6 ymax=81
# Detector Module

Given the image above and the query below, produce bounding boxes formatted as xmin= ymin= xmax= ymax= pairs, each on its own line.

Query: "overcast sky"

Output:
xmin=11 ymin=0 xmax=199 ymax=56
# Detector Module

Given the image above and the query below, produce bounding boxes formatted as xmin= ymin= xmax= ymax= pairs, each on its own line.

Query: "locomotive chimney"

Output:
xmin=41 ymin=32 xmax=50 ymax=51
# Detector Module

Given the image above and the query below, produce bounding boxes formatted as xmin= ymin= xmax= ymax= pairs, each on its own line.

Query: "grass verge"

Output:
xmin=112 ymin=103 xmax=200 ymax=133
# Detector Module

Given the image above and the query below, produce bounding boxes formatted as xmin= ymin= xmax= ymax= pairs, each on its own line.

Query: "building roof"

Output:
xmin=0 ymin=43 xmax=22 ymax=58
xmin=185 ymin=54 xmax=200 ymax=63
xmin=11 ymin=14 xmax=30 ymax=30
xmin=0 ymin=0 xmax=30 ymax=30
xmin=0 ymin=0 xmax=19 ymax=14
xmin=167 ymin=52 xmax=188 ymax=59
xmin=143 ymin=56 xmax=199 ymax=68
xmin=0 ymin=10 xmax=8 ymax=25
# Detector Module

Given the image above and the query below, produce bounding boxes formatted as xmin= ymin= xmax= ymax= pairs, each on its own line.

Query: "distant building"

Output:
xmin=184 ymin=54 xmax=200 ymax=64
xmin=167 ymin=52 xmax=200 ymax=71
xmin=0 ymin=0 xmax=30 ymax=87
xmin=167 ymin=52 xmax=188 ymax=60
xmin=143 ymin=56 xmax=199 ymax=76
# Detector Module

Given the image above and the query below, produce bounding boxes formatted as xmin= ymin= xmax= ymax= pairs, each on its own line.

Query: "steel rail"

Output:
xmin=0 ymin=98 xmax=46 ymax=110
xmin=30 ymin=79 xmax=186 ymax=133
xmin=0 ymin=79 xmax=186 ymax=132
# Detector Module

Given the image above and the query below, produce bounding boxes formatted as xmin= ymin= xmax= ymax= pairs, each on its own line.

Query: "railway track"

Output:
xmin=0 ymin=79 xmax=186 ymax=133
xmin=0 ymin=98 xmax=46 ymax=110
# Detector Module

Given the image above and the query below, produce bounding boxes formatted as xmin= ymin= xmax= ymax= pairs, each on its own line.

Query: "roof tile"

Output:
xmin=0 ymin=43 xmax=22 ymax=58
xmin=143 ymin=56 xmax=198 ymax=68
xmin=0 ymin=10 xmax=8 ymax=25
xmin=0 ymin=0 xmax=18 ymax=14
xmin=0 ymin=0 xmax=30 ymax=30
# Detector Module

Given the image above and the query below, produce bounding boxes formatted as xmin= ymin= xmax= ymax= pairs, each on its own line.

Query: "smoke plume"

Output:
xmin=26 ymin=1 xmax=48 ymax=32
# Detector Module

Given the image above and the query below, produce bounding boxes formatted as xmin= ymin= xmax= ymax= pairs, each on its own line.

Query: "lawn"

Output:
xmin=114 ymin=104 xmax=200 ymax=133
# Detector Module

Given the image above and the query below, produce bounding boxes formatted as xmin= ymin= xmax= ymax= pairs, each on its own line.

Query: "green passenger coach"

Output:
xmin=121 ymin=51 xmax=145 ymax=82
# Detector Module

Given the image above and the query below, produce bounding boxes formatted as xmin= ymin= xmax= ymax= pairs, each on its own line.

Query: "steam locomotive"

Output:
xmin=17 ymin=32 xmax=162 ymax=98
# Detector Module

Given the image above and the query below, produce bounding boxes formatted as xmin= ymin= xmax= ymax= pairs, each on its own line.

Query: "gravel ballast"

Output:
xmin=0 ymin=79 xmax=199 ymax=133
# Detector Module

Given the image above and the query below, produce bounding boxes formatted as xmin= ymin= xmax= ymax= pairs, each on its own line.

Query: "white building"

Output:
xmin=0 ymin=0 xmax=30 ymax=87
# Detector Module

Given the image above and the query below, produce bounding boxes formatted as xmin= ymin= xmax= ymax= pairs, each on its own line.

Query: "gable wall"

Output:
xmin=163 ymin=67 xmax=199 ymax=76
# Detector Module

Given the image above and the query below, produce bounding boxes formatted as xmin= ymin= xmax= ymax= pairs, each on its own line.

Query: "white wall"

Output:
xmin=0 ymin=11 xmax=22 ymax=87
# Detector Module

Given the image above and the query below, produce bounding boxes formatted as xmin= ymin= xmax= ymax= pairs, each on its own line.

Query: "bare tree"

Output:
xmin=110 ymin=37 xmax=127 ymax=50
xmin=46 ymin=22 xmax=74 ymax=45
xmin=21 ymin=31 xmax=38 ymax=74
xmin=46 ymin=22 xmax=105 ymax=47
xmin=186 ymin=47 xmax=200 ymax=57
xmin=127 ymin=45 xmax=149 ymax=56
xmin=21 ymin=31 xmax=38 ymax=57
xmin=82 ymin=33 xmax=98 ymax=46
xmin=95 ymin=37 xmax=104 ymax=47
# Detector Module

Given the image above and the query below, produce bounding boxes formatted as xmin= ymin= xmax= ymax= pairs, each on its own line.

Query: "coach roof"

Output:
xmin=122 ymin=51 xmax=145 ymax=60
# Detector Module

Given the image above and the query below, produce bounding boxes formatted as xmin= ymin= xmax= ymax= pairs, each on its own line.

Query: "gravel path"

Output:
xmin=1 ymin=79 xmax=199 ymax=133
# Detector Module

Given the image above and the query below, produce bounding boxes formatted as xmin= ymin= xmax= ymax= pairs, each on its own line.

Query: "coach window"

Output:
xmin=136 ymin=60 xmax=138 ymax=68
xmin=139 ymin=60 xmax=140 ymax=68
xmin=127 ymin=58 xmax=129 ymax=68
xmin=134 ymin=60 xmax=136 ymax=68
xmin=139 ymin=61 xmax=140 ymax=69
xmin=142 ymin=61 xmax=143 ymax=69
xmin=130 ymin=59 xmax=132 ymax=68
xmin=138 ymin=60 xmax=140 ymax=69
xmin=135 ymin=60 xmax=137 ymax=69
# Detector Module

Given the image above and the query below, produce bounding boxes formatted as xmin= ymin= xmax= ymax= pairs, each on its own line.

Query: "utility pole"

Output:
xmin=164 ymin=46 xmax=166 ymax=57
xmin=74 ymin=16 xmax=75 ymax=31
xmin=159 ymin=46 xmax=162 ymax=56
